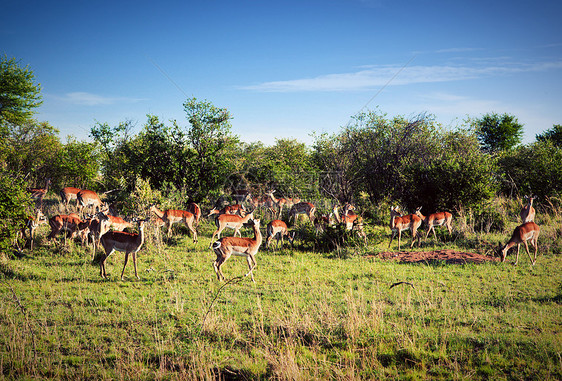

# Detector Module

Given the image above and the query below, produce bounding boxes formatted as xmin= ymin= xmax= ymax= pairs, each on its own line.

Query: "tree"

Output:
xmin=183 ymin=98 xmax=238 ymax=201
xmin=0 ymin=171 xmax=32 ymax=254
xmin=474 ymin=112 xmax=523 ymax=153
xmin=0 ymin=55 xmax=43 ymax=126
xmin=536 ymin=124 xmax=562 ymax=147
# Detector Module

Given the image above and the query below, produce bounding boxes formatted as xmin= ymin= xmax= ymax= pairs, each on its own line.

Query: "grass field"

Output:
xmin=1 ymin=201 xmax=561 ymax=380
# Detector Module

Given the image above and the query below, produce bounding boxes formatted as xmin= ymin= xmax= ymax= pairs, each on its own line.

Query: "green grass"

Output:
xmin=1 ymin=214 xmax=561 ymax=380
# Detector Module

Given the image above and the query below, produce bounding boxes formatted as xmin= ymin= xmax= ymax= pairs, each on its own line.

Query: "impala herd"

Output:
xmin=20 ymin=180 xmax=542 ymax=281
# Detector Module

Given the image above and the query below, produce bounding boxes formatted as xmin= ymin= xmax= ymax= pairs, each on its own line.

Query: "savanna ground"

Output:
xmin=1 ymin=196 xmax=561 ymax=380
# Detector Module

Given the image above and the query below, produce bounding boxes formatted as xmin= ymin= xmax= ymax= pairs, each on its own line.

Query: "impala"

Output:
xmin=266 ymin=190 xmax=299 ymax=217
xmin=289 ymin=202 xmax=316 ymax=224
xmin=211 ymin=211 xmax=254 ymax=242
xmin=59 ymin=187 xmax=81 ymax=209
xmin=103 ymin=213 xmax=133 ymax=232
xmin=83 ymin=213 xmax=111 ymax=257
xmin=388 ymin=206 xmax=422 ymax=250
xmin=207 ymin=204 xmax=246 ymax=217
xmin=77 ymin=189 xmax=107 ymax=215
xmin=520 ymin=195 xmax=536 ymax=223
xmin=187 ymin=202 xmax=202 ymax=225
xmin=47 ymin=214 xmax=82 ymax=241
xmin=149 ymin=204 xmax=197 ymax=241
xmin=232 ymin=189 xmax=252 ymax=204
xmin=27 ymin=178 xmax=51 ymax=208
xmin=414 ymin=208 xmax=453 ymax=240
xmin=99 ymin=219 xmax=146 ymax=280
xmin=499 ymin=221 xmax=540 ymax=265
xmin=266 ymin=219 xmax=295 ymax=250
xmin=333 ymin=204 xmax=367 ymax=244
xmin=211 ymin=219 xmax=262 ymax=282
xmin=20 ymin=209 xmax=48 ymax=250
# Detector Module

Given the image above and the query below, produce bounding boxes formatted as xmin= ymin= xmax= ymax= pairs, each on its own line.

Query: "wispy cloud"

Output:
xmin=58 ymin=92 xmax=145 ymax=106
xmin=241 ymin=61 xmax=562 ymax=93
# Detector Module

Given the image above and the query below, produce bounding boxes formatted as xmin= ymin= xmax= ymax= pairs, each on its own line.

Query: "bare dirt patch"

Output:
xmin=370 ymin=250 xmax=498 ymax=264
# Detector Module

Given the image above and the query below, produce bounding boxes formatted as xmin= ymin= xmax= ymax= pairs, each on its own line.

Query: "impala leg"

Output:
xmin=514 ymin=244 xmax=521 ymax=265
xmin=523 ymin=240 xmax=534 ymax=265
xmin=132 ymin=252 xmax=139 ymax=279
xmin=121 ymin=252 xmax=130 ymax=280
xmin=398 ymin=230 xmax=402 ymax=251
xmin=532 ymin=238 xmax=538 ymax=265
xmin=245 ymin=254 xmax=257 ymax=282
xmin=388 ymin=231 xmax=395 ymax=249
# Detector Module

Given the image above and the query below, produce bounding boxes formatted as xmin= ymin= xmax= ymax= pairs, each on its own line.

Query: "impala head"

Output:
xmin=497 ymin=241 xmax=508 ymax=262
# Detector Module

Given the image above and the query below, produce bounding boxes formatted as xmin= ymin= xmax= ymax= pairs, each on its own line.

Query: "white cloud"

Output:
xmin=241 ymin=61 xmax=562 ymax=93
xmin=59 ymin=92 xmax=145 ymax=106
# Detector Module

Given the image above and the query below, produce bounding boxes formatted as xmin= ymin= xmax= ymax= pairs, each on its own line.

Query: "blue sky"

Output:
xmin=2 ymin=0 xmax=561 ymax=145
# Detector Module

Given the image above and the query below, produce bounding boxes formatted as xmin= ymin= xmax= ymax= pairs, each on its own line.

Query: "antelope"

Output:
xmin=289 ymin=202 xmax=316 ymax=225
xmin=521 ymin=195 xmax=536 ymax=223
xmin=77 ymin=189 xmax=107 ymax=215
xmin=232 ymin=189 xmax=252 ymax=204
xmin=211 ymin=211 xmax=255 ymax=242
xmin=99 ymin=219 xmax=146 ymax=280
xmin=187 ymin=202 xmax=202 ymax=225
xmin=149 ymin=204 xmax=197 ymax=241
xmin=81 ymin=213 xmax=111 ymax=258
xmin=103 ymin=213 xmax=133 ymax=232
xmin=265 ymin=190 xmax=287 ymax=217
xmin=388 ymin=206 xmax=422 ymax=250
xmin=207 ymin=204 xmax=246 ymax=217
xmin=266 ymin=220 xmax=295 ymax=250
xmin=20 ymin=209 xmax=48 ymax=250
xmin=498 ymin=222 xmax=540 ymax=265
xmin=59 ymin=187 xmax=81 ymax=209
xmin=27 ymin=178 xmax=51 ymax=208
xmin=212 ymin=219 xmax=262 ymax=282
xmin=333 ymin=204 xmax=367 ymax=244
xmin=414 ymin=208 xmax=453 ymax=240
xmin=47 ymin=214 xmax=82 ymax=241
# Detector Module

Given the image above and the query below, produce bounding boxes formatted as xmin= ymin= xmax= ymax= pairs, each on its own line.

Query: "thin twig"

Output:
xmin=390 ymin=281 xmax=415 ymax=289
xmin=199 ymin=276 xmax=245 ymax=335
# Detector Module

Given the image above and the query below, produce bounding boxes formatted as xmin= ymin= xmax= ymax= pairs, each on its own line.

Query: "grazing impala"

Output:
xmin=77 ymin=189 xmax=106 ymax=215
xmin=59 ymin=187 xmax=81 ymax=209
xmin=103 ymin=213 xmax=133 ymax=232
xmin=520 ymin=195 xmax=536 ymax=223
xmin=289 ymin=202 xmax=316 ymax=224
xmin=415 ymin=208 xmax=453 ymax=240
xmin=99 ymin=219 xmax=146 ymax=280
xmin=27 ymin=178 xmax=51 ymax=208
xmin=211 ymin=211 xmax=255 ymax=242
xmin=266 ymin=219 xmax=295 ymax=250
xmin=499 ymin=222 xmax=540 ymax=265
xmin=212 ymin=219 xmax=262 ymax=282
xmin=388 ymin=206 xmax=422 ymax=250
xmin=149 ymin=204 xmax=197 ymax=242
xmin=47 ymin=214 xmax=82 ymax=241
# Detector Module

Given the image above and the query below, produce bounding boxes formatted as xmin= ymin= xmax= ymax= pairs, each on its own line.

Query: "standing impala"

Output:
xmin=499 ymin=221 xmax=540 ymax=265
xmin=520 ymin=195 xmax=536 ymax=223
xmin=207 ymin=204 xmax=246 ymax=218
xmin=99 ymin=219 xmax=146 ymax=280
xmin=266 ymin=219 xmax=295 ymax=250
xmin=149 ymin=204 xmax=198 ymax=242
xmin=415 ymin=208 xmax=453 ymax=240
xmin=77 ymin=189 xmax=106 ymax=215
xmin=212 ymin=219 xmax=262 ymax=282
xmin=333 ymin=204 xmax=367 ymax=244
xmin=59 ymin=187 xmax=81 ymax=209
xmin=211 ymin=211 xmax=255 ymax=242
xmin=388 ymin=206 xmax=422 ymax=250
xmin=289 ymin=202 xmax=316 ymax=224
